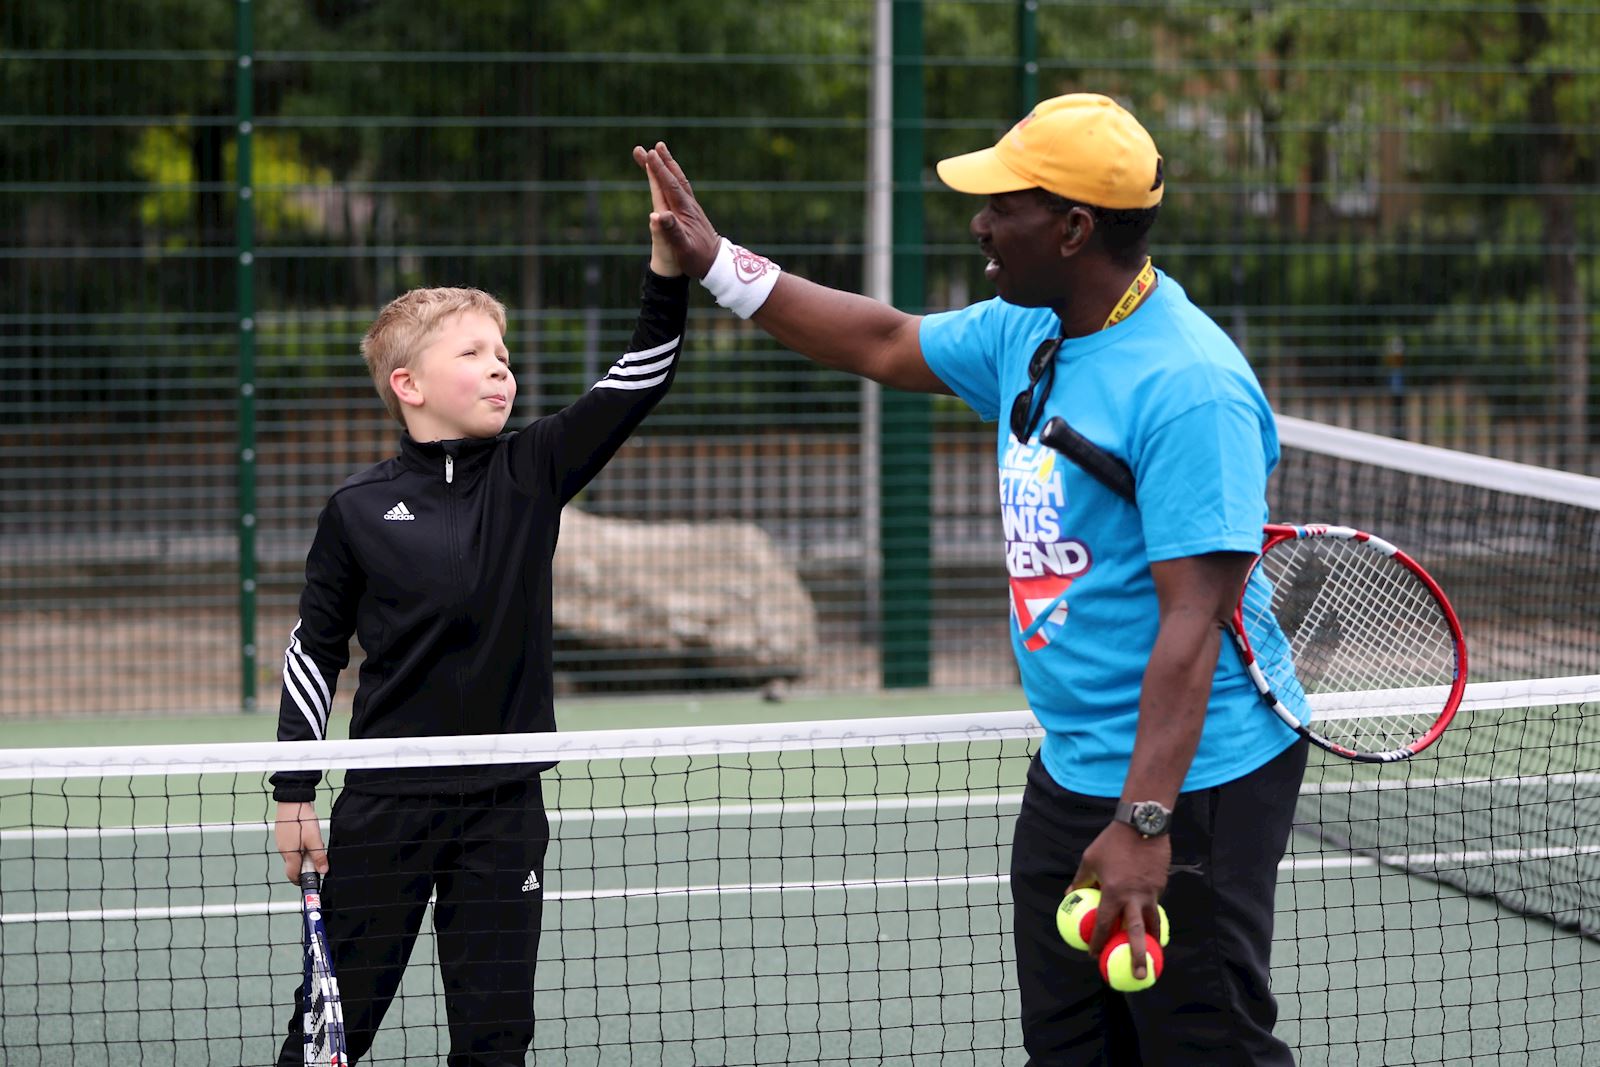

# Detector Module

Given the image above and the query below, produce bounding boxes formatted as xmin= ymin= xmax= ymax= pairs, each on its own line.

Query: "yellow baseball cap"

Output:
xmin=936 ymin=93 xmax=1164 ymax=210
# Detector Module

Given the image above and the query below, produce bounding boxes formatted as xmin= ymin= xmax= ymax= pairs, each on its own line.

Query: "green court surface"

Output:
xmin=2 ymin=698 xmax=1596 ymax=1064
xmin=0 ymin=686 xmax=1030 ymax=750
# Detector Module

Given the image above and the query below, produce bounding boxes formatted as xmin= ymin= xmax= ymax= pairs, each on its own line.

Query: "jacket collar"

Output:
xmin=397 ymin=432 xmax=502 ymax=478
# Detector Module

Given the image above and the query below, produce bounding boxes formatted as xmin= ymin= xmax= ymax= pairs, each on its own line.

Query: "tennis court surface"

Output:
xmin=4 ymin=422 xmax=1598 ymax=1064
xmin=2 ymin=674 xmax=1597 ymax=1066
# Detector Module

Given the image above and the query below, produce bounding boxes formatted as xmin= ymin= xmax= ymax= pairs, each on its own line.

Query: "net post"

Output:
xmin=235 ymin=0 xmax=258 ymax=711
xmin=881 ymin=0 xmax=931 ymax=689
xmin=1016 ymin=0 xmax=1039 ymax=117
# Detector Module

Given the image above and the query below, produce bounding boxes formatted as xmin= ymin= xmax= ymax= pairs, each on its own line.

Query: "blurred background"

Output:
xmin=3 ymin=0 xmax=1596 ymax=719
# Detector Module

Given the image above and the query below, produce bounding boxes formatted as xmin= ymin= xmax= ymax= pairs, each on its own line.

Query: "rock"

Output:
xmin=552 ymin=510 xmax=816 ymax=685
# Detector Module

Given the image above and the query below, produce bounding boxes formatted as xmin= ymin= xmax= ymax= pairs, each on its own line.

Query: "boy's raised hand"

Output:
xmin=633 ymin=142 xmax=721 ymax=280
xmin=636 ymin=142 xmax=682 ymax=278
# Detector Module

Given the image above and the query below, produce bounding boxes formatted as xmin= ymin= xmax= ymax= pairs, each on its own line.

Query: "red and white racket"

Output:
xmin=1231 ymin=523 xmax=1466 ymax=761
xmin=1037 ymin=417 xmax=1468 ymax=762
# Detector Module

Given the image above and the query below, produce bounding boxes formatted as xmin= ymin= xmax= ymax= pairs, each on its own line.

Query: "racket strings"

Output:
xmin=1250 ymin=538 xmax=1458 ymax=751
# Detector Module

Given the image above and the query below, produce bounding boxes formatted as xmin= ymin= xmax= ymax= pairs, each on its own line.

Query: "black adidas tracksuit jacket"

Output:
xmin=271 ymin=269 xmax=686 ymax=798
xmin=271 ymin=270 xmax=686 ymax=1066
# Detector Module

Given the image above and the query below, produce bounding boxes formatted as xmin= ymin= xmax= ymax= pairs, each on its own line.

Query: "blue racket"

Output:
xmin=299 ymin=856 xmax=348 ymax=1066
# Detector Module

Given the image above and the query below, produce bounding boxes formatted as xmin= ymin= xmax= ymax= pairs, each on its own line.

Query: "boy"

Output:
xmin=271 ymin=152 xmax=684 ymax=1066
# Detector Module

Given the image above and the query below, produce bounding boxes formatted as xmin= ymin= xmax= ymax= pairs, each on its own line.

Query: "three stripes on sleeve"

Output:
xmin=591 ymin=335 xmax=679 ymax=392
xmin=284 ymin=622 xmax=335 ymax=741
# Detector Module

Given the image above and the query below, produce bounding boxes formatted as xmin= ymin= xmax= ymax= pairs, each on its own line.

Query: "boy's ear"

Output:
xmin=391 ymin=366 xmax=425 ymax=409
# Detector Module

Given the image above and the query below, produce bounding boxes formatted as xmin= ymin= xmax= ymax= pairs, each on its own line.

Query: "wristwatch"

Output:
xmin=1113 ymin=799 xmax=1173 ymax=838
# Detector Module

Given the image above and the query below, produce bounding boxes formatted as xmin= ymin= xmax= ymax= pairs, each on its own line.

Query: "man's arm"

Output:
xmin=1071 ymin=550 xmax=1255 ymax=974
xmin=636 ymin=142 xmax=951 ymax=395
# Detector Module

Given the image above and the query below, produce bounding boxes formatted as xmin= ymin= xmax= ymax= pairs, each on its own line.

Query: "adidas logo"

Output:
xmin=383 ymin=502 xmax=415 ymax=522
xmin=521 ymin=870 xmax=541 ymax=893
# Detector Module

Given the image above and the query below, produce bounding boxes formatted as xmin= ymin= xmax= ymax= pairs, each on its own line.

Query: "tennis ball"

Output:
xmin=1056 ymin=887 xmax=1101 ymax=952
xmin=1057 ymin=889 xmax=1170 ymax=954
xmin=1099 ymin=931 xmax=1164 ymax=992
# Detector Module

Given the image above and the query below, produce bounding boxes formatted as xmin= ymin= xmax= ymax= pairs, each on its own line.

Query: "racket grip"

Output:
xmin=1038 ymin=417 xmax=1137 ymax=504
xmin=300 ymin=855 xmax=320 ymax=890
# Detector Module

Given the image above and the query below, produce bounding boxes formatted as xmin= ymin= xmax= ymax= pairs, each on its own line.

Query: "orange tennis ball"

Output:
xmin=1056 ymin=887 xmax=1101 ymax=952
xmin=1057 ymin=889 xmax=1170 ymax=955
xmin=1099 ymin=931 xmax=1164 ymax=992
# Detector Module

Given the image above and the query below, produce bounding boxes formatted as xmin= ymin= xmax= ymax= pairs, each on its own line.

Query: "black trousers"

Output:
xmin=1011 ymin=740 xmax=1309 ymax=1067
xmin=278 ymin=778 xmax=549 ymax=1067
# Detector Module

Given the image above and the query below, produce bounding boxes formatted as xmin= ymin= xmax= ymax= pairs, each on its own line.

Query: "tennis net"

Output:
xmin=3 ymin=677 xmax=1597 ymax=1066
xmin=1273 ymin=416 xmax=1599 ymax=684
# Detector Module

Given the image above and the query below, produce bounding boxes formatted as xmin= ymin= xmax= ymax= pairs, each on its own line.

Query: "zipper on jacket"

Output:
xmin=441 ymin=447 xmax=467 ymax=738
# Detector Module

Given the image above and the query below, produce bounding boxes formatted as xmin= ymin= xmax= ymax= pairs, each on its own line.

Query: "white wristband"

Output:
xmin=700 ymin=237 xmax=782 ymax=319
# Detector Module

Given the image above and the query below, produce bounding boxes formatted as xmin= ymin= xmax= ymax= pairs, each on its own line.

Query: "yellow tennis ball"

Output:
xmin=1099 ymin=932 xmax=1163 ymax=992
xmin=1056 ymin=887 xmax=1101 ymax=952
xmin=1155 ymin=903 xmax=1170 ymax=948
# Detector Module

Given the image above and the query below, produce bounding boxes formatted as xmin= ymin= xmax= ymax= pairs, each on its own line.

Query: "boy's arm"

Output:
xmin=510 ymin=151 xmax=688 ymax=503
xmin=512 ymin=268 xmax=689 ymax=505
xmin=270 ymin=498 xmax=362 ymax=880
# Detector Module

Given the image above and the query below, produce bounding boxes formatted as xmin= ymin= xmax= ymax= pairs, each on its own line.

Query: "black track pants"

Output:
xmin=277 ymin=779 xmax=549 ymax=1066
xmin=1011 ymin=741 xmax=1309 ymax=1067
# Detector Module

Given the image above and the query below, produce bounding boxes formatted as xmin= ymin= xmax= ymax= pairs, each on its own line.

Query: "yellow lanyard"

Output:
xmin=1102 ymin=257 xmax=1157 ymax=330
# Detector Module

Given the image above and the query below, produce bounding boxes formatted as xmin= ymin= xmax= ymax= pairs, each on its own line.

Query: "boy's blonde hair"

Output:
xmin=361 ymin=287 xmax=508 ymax=426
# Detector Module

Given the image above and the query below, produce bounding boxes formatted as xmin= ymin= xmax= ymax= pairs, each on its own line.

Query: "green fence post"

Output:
xmin=880 ymin=0 xmax=931 ymax=688
xmin=1017 ymin=0 xmax=1039 ymax=113
xmin=236 ymin=0 xmax=258 ymax=711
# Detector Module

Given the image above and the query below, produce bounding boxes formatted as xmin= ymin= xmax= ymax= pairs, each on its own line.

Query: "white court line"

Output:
xmin=1 ymin=794 xmax=1025 ymax=842
xmin=7 ymin=845 xmax=1599 ymax=925
xmin=1 ymin=875 xmax=1007 ymax=925
xmin=1283 ymin=843 xmax=1600 ymax=870
xmin=10 ymin=767 xmax=1597 ymax=843
xmin=1301 ymin=771 xmax=1600 ymax=794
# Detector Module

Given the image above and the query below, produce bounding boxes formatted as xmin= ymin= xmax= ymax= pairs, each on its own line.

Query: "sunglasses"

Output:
xmin=1009 ymin=337 xmax=1063 ymax=443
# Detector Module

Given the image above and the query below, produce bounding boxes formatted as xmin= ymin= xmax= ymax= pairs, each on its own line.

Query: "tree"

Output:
xmin=1138 ymin=2 xmax=1596 ymax=463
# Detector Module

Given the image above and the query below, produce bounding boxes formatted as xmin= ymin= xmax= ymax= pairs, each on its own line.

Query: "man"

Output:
xmin=636 ymin=93 xmax=1307 ymax=1065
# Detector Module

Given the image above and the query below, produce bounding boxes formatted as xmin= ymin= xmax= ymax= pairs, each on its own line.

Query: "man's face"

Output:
xmin=407 ymin=310 xmax=516 ymax=439
xmin=970 ymin=190 xmax=1073 ymax=308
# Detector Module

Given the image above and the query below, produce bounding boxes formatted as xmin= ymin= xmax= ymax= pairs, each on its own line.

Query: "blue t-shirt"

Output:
xmin=920 ymin=271 xmax=1301 ymax=797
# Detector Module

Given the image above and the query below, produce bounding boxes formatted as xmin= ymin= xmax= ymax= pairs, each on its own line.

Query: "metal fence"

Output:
xmin=2 ymin=1 xmax=1596 ymax=717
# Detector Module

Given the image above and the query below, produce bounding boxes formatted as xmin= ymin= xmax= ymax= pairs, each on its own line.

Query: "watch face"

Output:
xmin=1131 ymin=802 xmax=1170 ymax=836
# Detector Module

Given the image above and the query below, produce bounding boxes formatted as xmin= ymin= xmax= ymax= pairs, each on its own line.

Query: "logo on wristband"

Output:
xmin=732 ymin=245 xmax=774 ymax=283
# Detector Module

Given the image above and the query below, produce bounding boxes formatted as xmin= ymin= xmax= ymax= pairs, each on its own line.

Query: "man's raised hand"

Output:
xmin=632 ymin=142 xmax=721 ymax=280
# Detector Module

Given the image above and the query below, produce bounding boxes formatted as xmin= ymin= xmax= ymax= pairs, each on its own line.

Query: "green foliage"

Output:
xmin=2 ymin=0 xmax=1596 ymax=436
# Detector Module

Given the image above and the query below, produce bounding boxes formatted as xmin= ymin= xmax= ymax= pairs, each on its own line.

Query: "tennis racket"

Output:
xmin=299 ymin=856 xmax=348 ymax=1066
xmin=1036 ymin=415 xmax=1468 ymax=762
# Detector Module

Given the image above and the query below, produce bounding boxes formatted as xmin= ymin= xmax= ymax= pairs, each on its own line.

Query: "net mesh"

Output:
xmin=1272 ymin=417 xmax=1600 ymax=684
xmin=3 ymin=680 xmax=1597 ymax=1066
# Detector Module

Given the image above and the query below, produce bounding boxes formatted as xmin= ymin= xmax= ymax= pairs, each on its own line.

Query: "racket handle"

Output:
xmin=300 ymin=855 xmax=320 ymax=889
xmin=1038 ymin=417 xmax=1137 ymax=504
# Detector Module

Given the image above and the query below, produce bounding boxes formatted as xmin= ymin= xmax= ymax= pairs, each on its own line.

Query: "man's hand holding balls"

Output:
xmin=1056 ymin=885 xmax=1170 ymax=993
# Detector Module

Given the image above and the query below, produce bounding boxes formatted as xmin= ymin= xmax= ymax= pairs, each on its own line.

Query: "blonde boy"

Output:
xmin=269 ymin=148 xmax=684 ymax=1066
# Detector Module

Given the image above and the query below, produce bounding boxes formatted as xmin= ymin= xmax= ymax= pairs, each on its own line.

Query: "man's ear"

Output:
xmin=1060 ymin=206 xmax=1095 ymax=257
xmin=391 ymin=366 xmax=425 ymax=409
